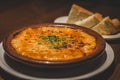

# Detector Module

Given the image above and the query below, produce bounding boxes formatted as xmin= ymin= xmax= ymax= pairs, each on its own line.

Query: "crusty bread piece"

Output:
xmin=74 ymin=13 xmax=103 ymax=28
xmin=112 ymin=18 xmax=120 ymax=32
xmin=92 ymin=17 xmax=117 ymax=35
xmin=67 ymin=4 xmax=94 ymax=24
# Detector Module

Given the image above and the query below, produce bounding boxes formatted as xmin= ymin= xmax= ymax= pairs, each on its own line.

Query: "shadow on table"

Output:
xmin=87 ymin=60 xmax=115 ymax=80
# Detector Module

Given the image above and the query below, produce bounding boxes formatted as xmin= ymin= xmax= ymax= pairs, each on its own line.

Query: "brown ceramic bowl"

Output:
xmin=3 ymin=23 xmax=106 ymax=69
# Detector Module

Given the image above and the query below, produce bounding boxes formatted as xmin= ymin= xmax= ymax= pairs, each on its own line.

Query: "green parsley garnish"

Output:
xmin=39 ymin=35 xmax=70 ymax=49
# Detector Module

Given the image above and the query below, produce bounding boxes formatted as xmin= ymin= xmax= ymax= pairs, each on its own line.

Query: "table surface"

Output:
xmin=0 ymin=0 xmax=120 ymax=80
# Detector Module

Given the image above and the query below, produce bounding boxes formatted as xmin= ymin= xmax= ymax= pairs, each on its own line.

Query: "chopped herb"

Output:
xmin=38 ymin=42 xmax=42 ymax=45
xmin=41 ymin=36 xmax=48 ymax=40
xmin=40 ymin=35 xmax=70 ymax=49
xmin=48 ymin=35 xmax=59 ymax=42
xmin=61 ymin=36 xmax=66 ymax=41
xmin=62 ymin=42 xmax=67 ymax=48
xmin=56 ymin=42 xmax=61 ymax=48
xmin=48 ymin=45 xmax=55 ymax=49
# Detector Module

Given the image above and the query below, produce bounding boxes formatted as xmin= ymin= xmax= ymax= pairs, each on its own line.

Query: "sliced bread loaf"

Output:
xmin=67 ymin=4 xmax=93 ymax=24
xmin=92 ymin=17 xmax=117 ymax=35
xmin=112 ymin=18 xmax=120 ymax=32
xmin=74 ymin=13 xmax=103 ymax=28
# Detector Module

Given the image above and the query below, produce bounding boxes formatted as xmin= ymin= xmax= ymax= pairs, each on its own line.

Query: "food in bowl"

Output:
xmin=11 ymin=26 xmax=96 ymax=61
xmin=3 ymin=23 xmax=105 ymax=68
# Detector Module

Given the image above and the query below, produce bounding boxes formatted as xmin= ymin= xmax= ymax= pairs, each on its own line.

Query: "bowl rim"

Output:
xmin=3 ymin=23 xmax=106 ymax=66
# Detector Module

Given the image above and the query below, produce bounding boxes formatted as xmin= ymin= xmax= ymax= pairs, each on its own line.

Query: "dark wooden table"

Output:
xmin=0 ymin=0 xmax=120 ymax=80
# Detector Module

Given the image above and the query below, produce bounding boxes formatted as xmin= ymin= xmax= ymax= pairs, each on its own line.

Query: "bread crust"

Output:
xmin=92 ymin=17 xmax=117 ymax=35
xmin=67 ymin=4 xmax=93 ymax=23
xmin=66 ymin=4 xmax=120 ymax=35
xmin=72 ymin=4 xmax=93 ymax=16
xmin=74 ymin=13 xmax=103 ymax=28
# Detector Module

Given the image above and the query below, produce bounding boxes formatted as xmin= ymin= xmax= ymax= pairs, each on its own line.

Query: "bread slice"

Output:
xmin=112 ymin=18 xmax=120 ymax=32
xmin=74 ymin=13 xmax=103 ymax=28
xmin=92 ymin=17 xmax=117 ymax=35
xmin=67 ymin=4 xmax=94 ymax=24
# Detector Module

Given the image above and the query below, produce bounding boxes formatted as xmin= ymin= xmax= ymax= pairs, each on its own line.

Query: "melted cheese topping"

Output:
xmin=11 ymin=26 xmax=96 ymax=60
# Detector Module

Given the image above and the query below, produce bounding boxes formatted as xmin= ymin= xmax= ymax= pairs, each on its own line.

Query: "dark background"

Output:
xmin=0 ymin=0 xmax=120 ymax=80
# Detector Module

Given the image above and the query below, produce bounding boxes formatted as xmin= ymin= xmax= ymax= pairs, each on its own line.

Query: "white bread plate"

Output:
xmin=54 ymin=16 xmax=120 ymax=40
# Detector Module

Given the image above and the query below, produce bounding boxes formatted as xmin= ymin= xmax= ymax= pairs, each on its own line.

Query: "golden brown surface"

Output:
xmin=11 ymin=26 xmax=96 ymax=60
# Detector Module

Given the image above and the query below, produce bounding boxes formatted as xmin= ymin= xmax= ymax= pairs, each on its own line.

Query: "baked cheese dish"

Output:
xmin=11 ymin=26 xmax=96 ymax=60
